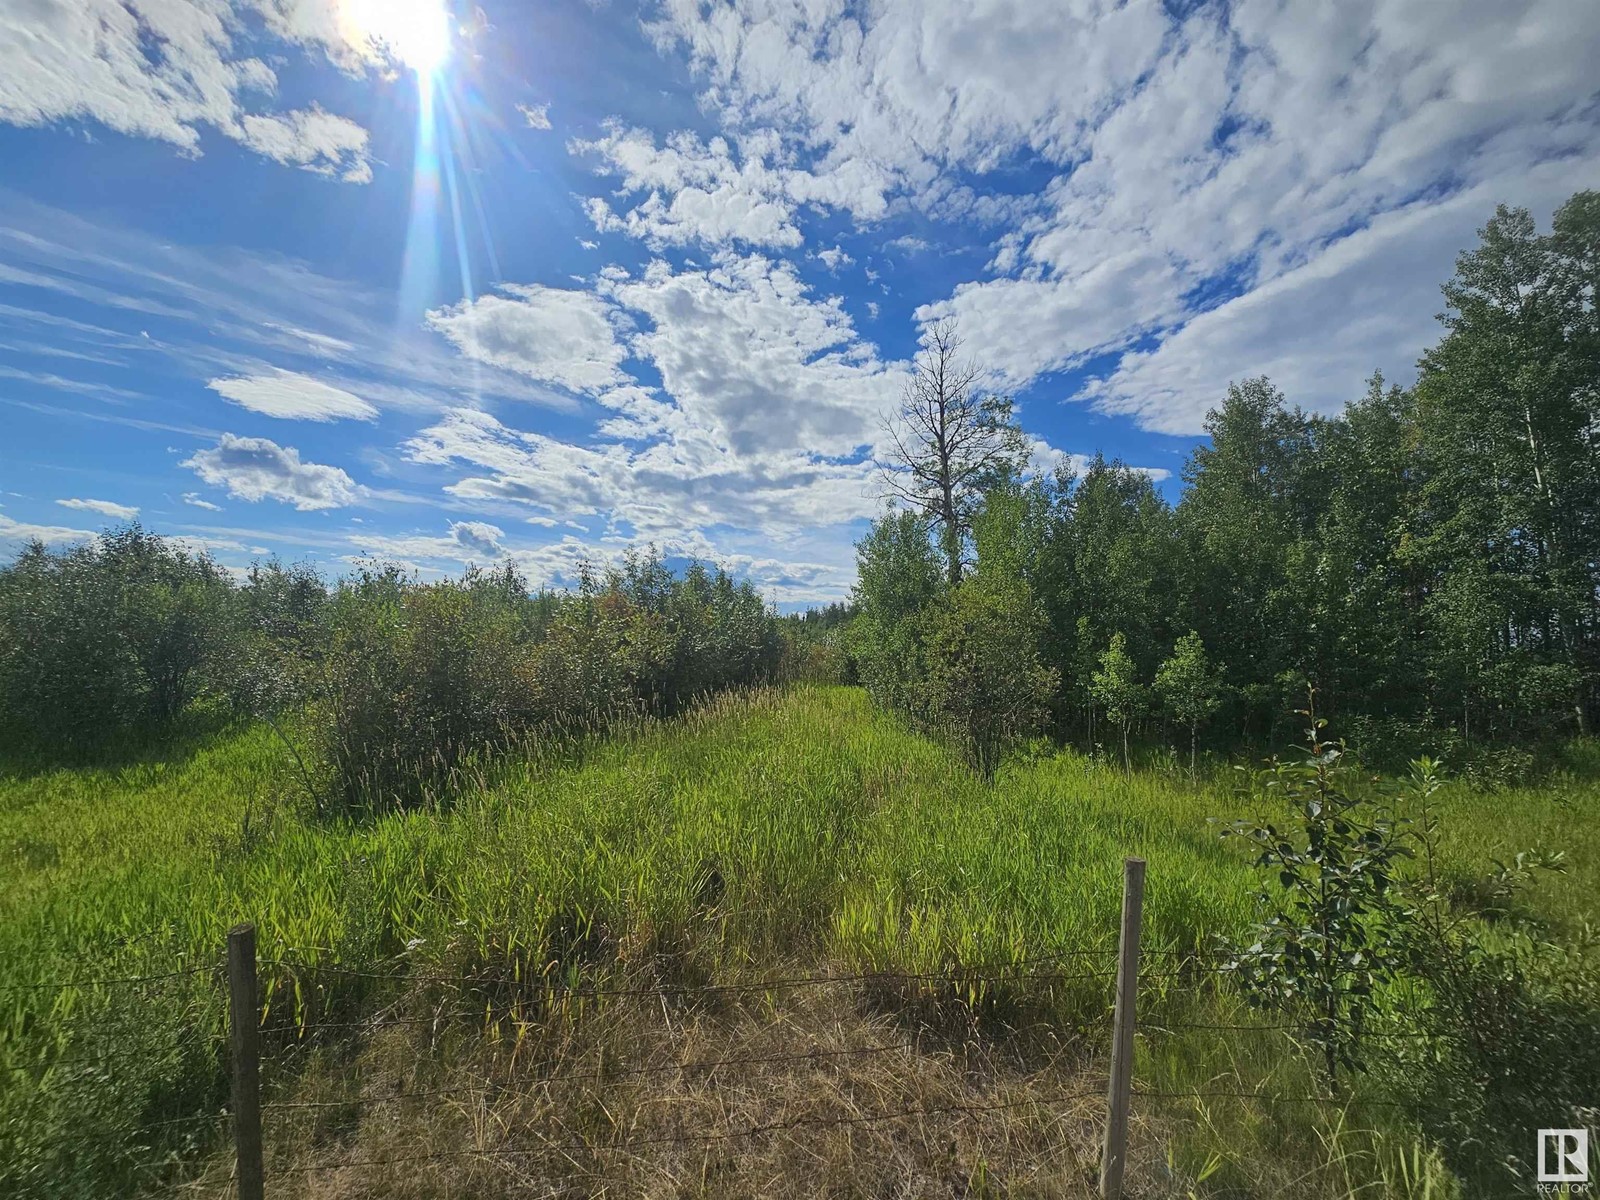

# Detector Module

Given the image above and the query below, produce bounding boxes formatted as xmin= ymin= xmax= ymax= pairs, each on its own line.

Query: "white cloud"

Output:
xmin=208 ymin=369 xmax=378 ymax=421
xmin=601 ymin=254 xmax=905 ymax=458
xmin=236 ymin=106 xmax=372 ymax=182
xmin=165 ymin=533 xmax=267 ymax=558
xmin=405 ymin=405 xmax=883 ymax=542
xmin=814 ymin=246 xmax=853 ymax=272
xmin=405 ymin=254 xmax=908 ymax=596
xmin=0 ymin=514 xmax=93 ymax=545
xmin=349 ymin=520 xmax=509 ymax=565
xmin=573 ymin=123 xmax=805 ymax=249
xmin=183 ymin=433 xmax=360 ymax=510
xmin=1026 ymin=438 xmax=1169 ymax=484
xmin=56 ymin=497 xmax=139 ymax=521
xmin=517 ymin=102 xmax=552 ymax=130
xmin=0 ymin=0 xmax=375 ymax=179
xmin=633 ymin=0 xmax=1600 ymax=433
xmin=644 ymin=0 xmax=1169 ymax=217
xmin=183 ymin=493 xmax=224 ymax=511
xmin=426 ymin=284 xmax=628 ymax=395
xmin=1087 ymin=160 xmax=1593 ymax=434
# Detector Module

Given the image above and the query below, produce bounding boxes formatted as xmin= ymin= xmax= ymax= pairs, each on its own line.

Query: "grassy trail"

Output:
xmin=2 ymin=686 xmax=1594 ymax=1197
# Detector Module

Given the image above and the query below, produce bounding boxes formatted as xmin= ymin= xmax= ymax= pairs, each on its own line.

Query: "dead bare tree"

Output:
xmin=879 ymin=317 xmax=1028 ymax=585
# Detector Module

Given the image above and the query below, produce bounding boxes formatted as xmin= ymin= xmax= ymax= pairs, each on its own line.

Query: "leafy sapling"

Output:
xmin=1221 ymin=691 xmax=1413 ymax=1086
xmin=1155 ymin=630 xmax=1223 ymax=777
xmin=1091 ymin=631 xmax=1146 ymax=771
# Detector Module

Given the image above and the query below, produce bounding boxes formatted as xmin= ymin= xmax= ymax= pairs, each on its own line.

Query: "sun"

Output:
xmin=341 ymin=0 xmax=452 ymax=75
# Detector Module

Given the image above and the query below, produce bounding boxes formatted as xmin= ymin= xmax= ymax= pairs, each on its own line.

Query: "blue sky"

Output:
xmin=2 ymin=0 xmax=1597 ymax=607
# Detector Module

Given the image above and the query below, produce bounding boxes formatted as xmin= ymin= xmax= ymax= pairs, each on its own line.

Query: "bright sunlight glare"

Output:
xmin=341 ymin=0 xmax=452 ymax=75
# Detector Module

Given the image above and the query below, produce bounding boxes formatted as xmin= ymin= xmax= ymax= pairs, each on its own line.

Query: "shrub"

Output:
xmin=1383 ymin=762 xmax=1600 ymax=1190
xmin=316 ymin=564 xmax=540 ymax=813
xmin=315 ymin=556 xmax=782 ymax=815
xmin=920 ymin=575 xmax=1059 ymax=776
xmin=0 ymin=527 xmax=237 ymax=748
xmin=1221 ymin=696 xmax=1414 ymax=1084
xmin=228 ymin=560 xmax=330 ymax=719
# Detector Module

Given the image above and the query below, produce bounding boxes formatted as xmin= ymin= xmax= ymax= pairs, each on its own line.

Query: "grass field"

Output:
xmin=2 ymin=686 xmax=1595 ymax=1198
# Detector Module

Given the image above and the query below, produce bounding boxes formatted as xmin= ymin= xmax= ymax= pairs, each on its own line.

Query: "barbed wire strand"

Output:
xmin=261 ymin=1041 xmax=921 ymax=1112
xmin=271 ymin=1087 xmax=1108 ymax=1174
xmin=0 ymin=965 xmax=215 ymax=995
xmin=1133 ymin=1087 xmax=1405 ymax=1108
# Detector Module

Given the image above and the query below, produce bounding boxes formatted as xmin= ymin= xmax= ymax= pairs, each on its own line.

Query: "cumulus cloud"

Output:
xmin=56 ymin=497 xmax=139 ymax=520
xmin=517 ymin=102 xmax=552 ymax=130
xmin=0 ymin=0 xmax=376 ymax=179
xmin=402 ymin=253 xmax=910 ymax=601
xmin=349 ymin=520 xmax=509 ymax=565
xmin=601 ymin=254 xmax=905 ymax=458
xmin=182 ymin=434 xmax=360 ymax=510
xmin=404 ymin=405 xmax=884 ymax=541
xmin=426 ymin=285 xmax=628 ymax=395
xmin=208 ymin=370 xmax=378 ymax=421
xmin=574 ymin=124 xmax=805 ymax=250
xmin=627 ymin=0 xmax=1600 ymax=433
xmin=450 ymin=520 xmax=506 ymax=558
xmin=814 ymin=247 xmax=853 ymax=272
xmin=643 ymin=0 xmax=1168 ymax=218
xmin=236 ymin=106 xmax=372 ymax=182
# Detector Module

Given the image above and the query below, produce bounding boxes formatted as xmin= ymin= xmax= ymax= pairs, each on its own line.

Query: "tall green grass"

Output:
xmin=2 ymin=686 xmax=1594 ymax=1197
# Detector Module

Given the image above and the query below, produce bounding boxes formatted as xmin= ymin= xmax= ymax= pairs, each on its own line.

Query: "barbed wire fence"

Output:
xmin=2 ymin=858 xmax=1432 ymax=1199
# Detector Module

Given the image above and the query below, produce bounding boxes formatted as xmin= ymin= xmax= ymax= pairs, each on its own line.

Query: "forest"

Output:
xmin=838 ymin=194 xmax=1600 ymax=777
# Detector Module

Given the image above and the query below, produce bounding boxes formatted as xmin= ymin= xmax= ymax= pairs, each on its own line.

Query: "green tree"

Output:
xmin=1029 ymin=457 xmax=1179 ymax=742
xmin=1155 ymin=630 xmax=1222 ymax=774
xmin=1090 ymin=631 xmax=1145 ymax=769
xmin=850 ymin=509 xmax=944 ymax=714
xmin=1178 ymin=379 xmax=1322 ymax=738
xmin=922 ymin=573 xmax=1058 ymax=777
xmin=1411 ymin=196 xmax=1600 ymax=737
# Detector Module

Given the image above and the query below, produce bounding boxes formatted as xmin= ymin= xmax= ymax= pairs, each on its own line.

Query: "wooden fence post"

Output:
xmin=227 ymin=923 xmax=265 ymax=1200
xmin=1100 ymin=857 xmax=1145 ymax=1200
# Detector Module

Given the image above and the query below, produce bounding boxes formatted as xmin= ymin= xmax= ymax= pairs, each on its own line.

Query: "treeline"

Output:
xmin=0 ymin=529 xmax=783 ymax=810
xmin=848 ymin=193 xmax=1600 ymax=769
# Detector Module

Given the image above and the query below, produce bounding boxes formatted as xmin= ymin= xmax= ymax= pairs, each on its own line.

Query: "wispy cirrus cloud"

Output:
xmin=208 ymin=370 xmax=378 ymax=422
xmin=56 ymin=497 xmax=139 ymax=521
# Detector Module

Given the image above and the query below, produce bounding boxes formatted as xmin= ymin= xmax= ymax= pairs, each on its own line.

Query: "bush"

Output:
xmin=920 ymin=576 xmax=1058 ymax=776
xmin=1387 ymin=764 xmax=1600 ymax=1190
xmin=0 ymin=527 xmax=237 ymax=748
xmin=315 ymin=556 xmax=782 ymax=815
xmin=316 ymin=564 xmax=541 ymax=814
xmin=227 ymin=560 xmax=330 ymax=719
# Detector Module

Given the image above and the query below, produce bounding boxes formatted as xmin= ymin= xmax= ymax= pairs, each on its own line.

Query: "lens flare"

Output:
xmin=341 ymin=0 xmax=451 ymax=75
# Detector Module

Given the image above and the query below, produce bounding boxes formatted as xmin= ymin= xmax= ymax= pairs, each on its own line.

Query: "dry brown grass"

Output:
xmin=171 ymin=966 xmax=1197 ymax=1200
